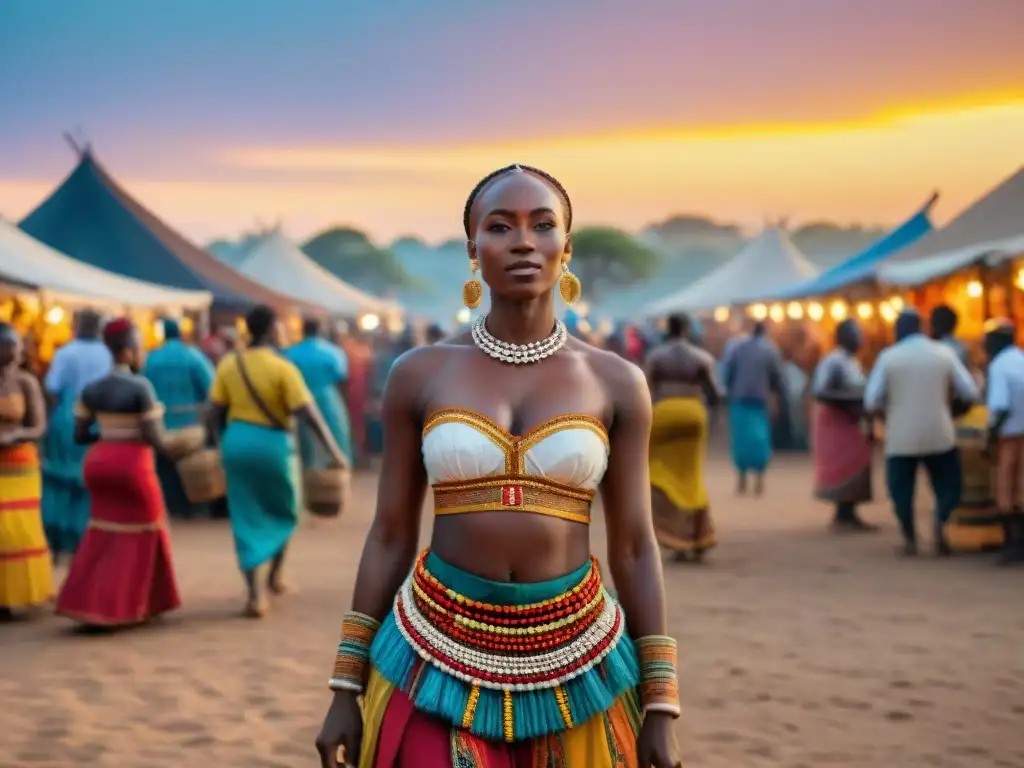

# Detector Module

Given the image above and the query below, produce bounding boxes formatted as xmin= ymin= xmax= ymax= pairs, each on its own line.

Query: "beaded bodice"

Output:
xmin=422 ymin=408 xmax=609 ymax=524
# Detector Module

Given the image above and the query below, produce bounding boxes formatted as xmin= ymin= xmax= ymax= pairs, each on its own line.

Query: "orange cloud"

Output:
xmin=3 ymin=100 xmax=1022 ymax=244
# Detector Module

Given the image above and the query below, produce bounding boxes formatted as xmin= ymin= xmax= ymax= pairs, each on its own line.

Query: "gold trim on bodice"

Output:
xmin=423 ymin=407 xmax=608 ymax=525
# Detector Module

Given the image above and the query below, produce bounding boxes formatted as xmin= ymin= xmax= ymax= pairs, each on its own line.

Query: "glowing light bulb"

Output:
xmin=786 ymin=302 xmax=804 ymax=320
xmin=807 ymin=303 xmax=824 ymax=321
xmin=713 ymin=306 xmax=729 ymax=323
xmin=830 ymin=301 xmax=848 ymax=321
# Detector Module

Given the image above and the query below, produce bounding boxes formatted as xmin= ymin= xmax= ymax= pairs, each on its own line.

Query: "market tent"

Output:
xmin=877 ymin=167 xmax=1024 ymax=286
xmin=763 ymin=193 xmax=938 ymax=301
xmin=644 ymin=227 xmax=818 ymax=315
xmin=231 ymin=231 xmax=400 ymax=317
xmin=0 ymin=218 xmax=211 ymax=312
xmin=18 ymin=150 xmax=315 ymax=313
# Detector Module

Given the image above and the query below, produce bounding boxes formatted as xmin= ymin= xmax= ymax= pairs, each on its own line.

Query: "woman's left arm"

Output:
xmin=599 ymin=356 xmax=681 ymax=767
xmin=15 ymin=371 xmax=47 ymax=442
xmin=600 ymin=359 xmax=666 ymax=638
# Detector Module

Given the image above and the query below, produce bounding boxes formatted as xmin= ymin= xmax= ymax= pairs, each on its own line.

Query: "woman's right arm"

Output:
xmin=73 ymin=389 xmax=100 ymax=445
xmin=347 ymin=350 xmax=428 ymax=621
xmin=316 ymin=351 xmax=430 ymax=767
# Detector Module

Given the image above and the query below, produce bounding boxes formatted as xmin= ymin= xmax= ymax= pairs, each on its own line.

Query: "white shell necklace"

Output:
xmin=471 ymin=315 xmax=568 ymax=364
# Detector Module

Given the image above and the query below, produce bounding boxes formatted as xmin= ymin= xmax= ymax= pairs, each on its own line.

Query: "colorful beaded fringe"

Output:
xmin=369 ymin=551 xmax=639 ymax=742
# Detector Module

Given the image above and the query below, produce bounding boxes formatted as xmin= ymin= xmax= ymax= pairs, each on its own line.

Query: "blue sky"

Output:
xmin=2 ymin=0 xmax=1022 ymax=240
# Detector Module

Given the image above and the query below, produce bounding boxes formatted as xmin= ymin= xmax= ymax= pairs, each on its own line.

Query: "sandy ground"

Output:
xmin=2 ymin=451 xmax=1023 ymax=768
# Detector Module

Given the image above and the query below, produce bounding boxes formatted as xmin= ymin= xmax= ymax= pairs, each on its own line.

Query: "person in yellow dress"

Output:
xmin=0 ymin=323 xmax=52 ymax=618
xmin=206 ymin=305 xmax=346 ymax=617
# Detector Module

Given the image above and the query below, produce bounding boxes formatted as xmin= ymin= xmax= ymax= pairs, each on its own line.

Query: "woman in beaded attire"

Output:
xmin=316 ymin=166 xmax=681 ymax=768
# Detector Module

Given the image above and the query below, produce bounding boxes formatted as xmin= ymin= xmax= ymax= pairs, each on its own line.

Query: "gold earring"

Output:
xmin=559 ymin=258 xmax=581 ymax=305
xmin=463 ymin=258 xmax=483 ymax=309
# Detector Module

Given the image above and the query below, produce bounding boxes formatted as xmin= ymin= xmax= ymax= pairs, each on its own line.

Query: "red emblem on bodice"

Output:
xmin=501 ymin=484 xmax=524 ymax=507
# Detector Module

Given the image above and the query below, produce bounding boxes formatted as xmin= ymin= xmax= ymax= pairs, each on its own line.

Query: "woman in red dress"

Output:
xmin=56 ymin=318 xmax=182 ymax=627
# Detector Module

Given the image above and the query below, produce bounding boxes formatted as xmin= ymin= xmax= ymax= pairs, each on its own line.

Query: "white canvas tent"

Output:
xmin=0 ymin=219 xmax=212 ymax=312
xmin=878 ymin=166 xmax=1024 ymax=286
xmin=232 ymin=231 xmax=400 ymax=317
xmin=644 ymin=227 xmax=818 ymax=315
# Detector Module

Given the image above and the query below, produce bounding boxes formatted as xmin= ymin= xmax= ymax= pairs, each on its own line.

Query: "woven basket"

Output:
xmin=303 ymin=467 xmax=351 ymax=518
xmin=164 ymin=426 xmax=206 ymax=462
xmin=177 ymin=448 xmax=226 ymax=504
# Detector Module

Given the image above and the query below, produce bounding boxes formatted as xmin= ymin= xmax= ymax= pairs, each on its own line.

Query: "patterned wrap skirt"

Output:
xmin=56 ymin=441 xmax=181 ymax=626
xmin=0 ymin=442 xmax=53 ymax=610
xmin=360 ymin=550 xmax=642 ymax=767
xmin=649 ymin=396 xmax=716 ymax=554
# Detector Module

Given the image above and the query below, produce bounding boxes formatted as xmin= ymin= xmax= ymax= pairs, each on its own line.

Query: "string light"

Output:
xmin=967 ymin=280 xmax=983 ymax=298
xmin=807 ymin=303 xmax=824 ymax=321
xmin=786 ymin=302 xmax=804 ymax=320
xmin=749 ymin=304 xmax=768 ymax=320
xmin=880 ymin=304 xmax=897 ymax=322
xmin=830 ymin=301 xmax=848 ymax=321
xmin=856 ymin=302 xmax=873 ymax=319
xmin=889 ymin=296 xmax=904 ymax=311
xmin=769 ymin=304 xmax=785 ymax=322
xmin=713 ymin=306 xmax=729 ymax=322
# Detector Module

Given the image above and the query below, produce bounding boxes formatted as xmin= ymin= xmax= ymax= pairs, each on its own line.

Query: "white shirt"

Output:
xmin=986 ymin=346 xmax=1024 ymax=437
xmin=864 ymin=334 xmax=979 ymax=456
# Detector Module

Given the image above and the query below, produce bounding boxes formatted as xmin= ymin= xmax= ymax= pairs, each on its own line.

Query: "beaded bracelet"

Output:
xmin=636 ymin=635 xmax=681 ymax=717
xmin=328 ymin=611 xmax=381 ymax=693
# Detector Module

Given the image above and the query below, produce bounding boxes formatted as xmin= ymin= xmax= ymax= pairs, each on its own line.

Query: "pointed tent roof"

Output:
xmin=878 ymin=166 xmax=1024 ymax=286
xmin=762 ymin=193 xmax=938 ymax=301
xmin=645 ymin=227 xmax=819 ymax=315
xmin=18 ymin=151 xmax=315 ymax=312
xmin=232 ymin=231 xmax=400 ymax=316
xmin=0 ymin=218 xmax=211 ymax=312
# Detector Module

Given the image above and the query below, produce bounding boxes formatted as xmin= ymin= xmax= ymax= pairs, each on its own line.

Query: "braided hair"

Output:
xmin=462 ymin=164 xmax=572 ymax=237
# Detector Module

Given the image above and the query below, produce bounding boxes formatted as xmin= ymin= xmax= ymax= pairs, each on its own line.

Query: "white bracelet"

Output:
xmin=643 ymin=702 xmax=682 ymax=718
xmin=328 ymin=678 xmax=364 ymax=693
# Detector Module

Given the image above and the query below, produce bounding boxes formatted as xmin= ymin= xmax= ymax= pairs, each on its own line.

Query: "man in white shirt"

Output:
xmin=864 ymin=310 xmax=979 ymax=555
xmin=983 ymin=319 xmax=1024 ymax=564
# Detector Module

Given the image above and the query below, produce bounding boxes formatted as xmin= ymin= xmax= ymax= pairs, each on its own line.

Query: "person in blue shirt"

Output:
xmin=42 ymin=309 xmax=112 ymax=558
xmin=142 ymin=318 xmax=215 ymax=518
xmin=283 ymin=318 xmax=354 ymax=467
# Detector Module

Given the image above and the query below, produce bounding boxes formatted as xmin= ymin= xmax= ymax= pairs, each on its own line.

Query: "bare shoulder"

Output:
xmin=572 ymin=339 xmax=649 ymax=412
xmin=15 ymin=370 xmax=42 ymax=395
xmin=384 ymin=336 xmax=472 ymax=396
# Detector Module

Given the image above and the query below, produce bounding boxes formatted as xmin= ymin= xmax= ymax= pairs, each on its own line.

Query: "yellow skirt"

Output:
xmin=649 ymin=396 xmax=716 ymax=554
xmin=0 ymin=442 xmax=53 ymax=610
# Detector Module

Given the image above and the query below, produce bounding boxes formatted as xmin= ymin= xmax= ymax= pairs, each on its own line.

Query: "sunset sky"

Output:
xmin=1 ymin=0 xmax=1022 ymax=243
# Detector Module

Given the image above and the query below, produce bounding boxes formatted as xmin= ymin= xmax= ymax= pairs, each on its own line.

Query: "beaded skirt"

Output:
xmin=364 ymin=549 xmax=640 ymax=761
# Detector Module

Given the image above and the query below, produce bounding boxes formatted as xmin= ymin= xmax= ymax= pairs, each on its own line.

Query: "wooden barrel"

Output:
xmin=303 ymin=467 xmax=351 ymax=518
xmin=163 ymin=426 xmax=206 ymax=462
xmin=177 ymin=448 xmax=226 ymax=503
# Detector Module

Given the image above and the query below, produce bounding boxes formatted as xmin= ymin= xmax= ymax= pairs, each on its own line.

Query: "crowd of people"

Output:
xmin=643 ymin=303 xmax=1024 ymax=567
xmin=1 ymin=162 xmax=1018 ymax=767
xmin=0 ymin=307 xmax=393 ymax=625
